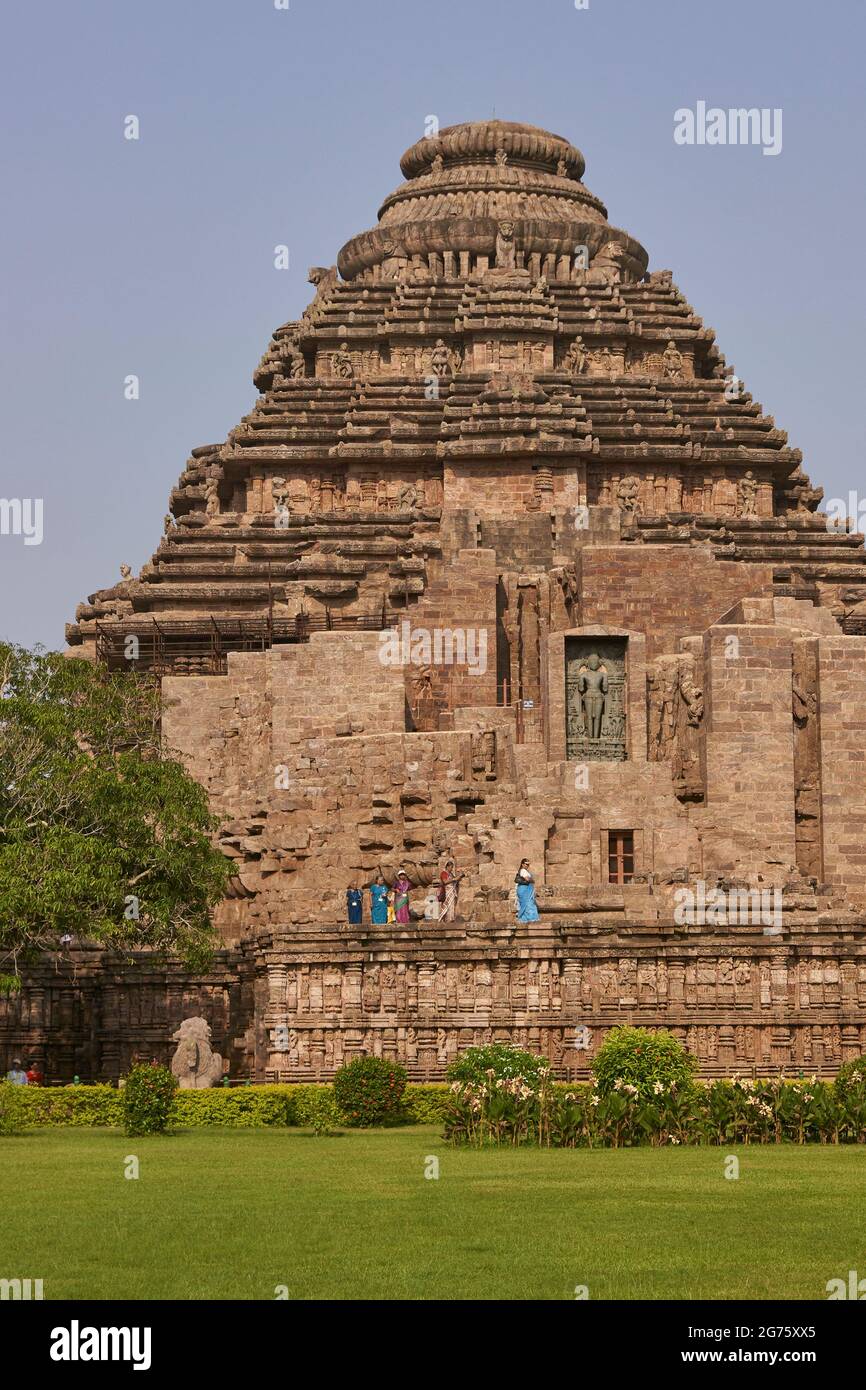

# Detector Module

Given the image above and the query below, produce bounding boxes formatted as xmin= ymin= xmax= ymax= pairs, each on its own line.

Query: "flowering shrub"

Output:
xmin=592 ymin=1026 xmax=698 ymax=1100
xmin=834 ymin=1057 xmax=866 ymax=1100
xmin=444 ymin=1069 xmax=866 ymax=1148
xmin=447 ymin=1043 xmax=550 ymax=1095
xmin=122 ymin=1063 xmax=178 ymax=1136
xmin=332 ymin=1056 xmax=407 ymax=1127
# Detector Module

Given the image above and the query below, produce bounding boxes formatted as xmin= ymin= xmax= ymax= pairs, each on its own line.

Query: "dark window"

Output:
xmin=608 ymin=831 xmax=635 ymax=885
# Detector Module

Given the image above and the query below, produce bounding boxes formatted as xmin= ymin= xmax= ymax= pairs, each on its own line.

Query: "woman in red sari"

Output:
xmin=393 ymin=869 xmax=411 ymax=923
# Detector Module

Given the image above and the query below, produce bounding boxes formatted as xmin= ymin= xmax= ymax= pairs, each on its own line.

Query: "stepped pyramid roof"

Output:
xmin=68 ymin=120 xmax=864 ymax=668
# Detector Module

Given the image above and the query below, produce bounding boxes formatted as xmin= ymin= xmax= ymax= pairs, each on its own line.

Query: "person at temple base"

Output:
xmin=26 ymin=1061 xmax=44 ymax=1086
xmin=5 ymin=1058 xmax=28 ymax=1085
xmin=369 ymin=873 xmax=389 ymax=926
xmin=514 ymin=860 xmax=539 ymax=922
xmin=346 ymin=884 xmax=363 ymax=925
xmin=438 ymin=860 xmax=465 ymax=921
xmin=393 ymin=868 xmax=412 ymax=924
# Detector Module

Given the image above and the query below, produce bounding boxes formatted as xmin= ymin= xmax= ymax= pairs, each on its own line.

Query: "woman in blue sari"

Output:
xmin=369 ymin=873 xmax=389 ymax=925
xmin=514 ymin=859 xmax=539 ymax=922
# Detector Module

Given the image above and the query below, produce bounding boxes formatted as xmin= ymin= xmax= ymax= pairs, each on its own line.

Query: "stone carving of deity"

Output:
xmin=563 ymin=335 xmax=587 ymax=375
xmin=398 ymin=481 xmax=418 ymax=510
xmin=662 ymin=340 xmax=683 ymax=379
xmin=616 ymin=474 xmax=642 ymax=519
xmin=578 ymin=654 xmax=609 ymax=740
xmin=494 ymin=147 xmax=508 ymax=168
xmin=430 ymin=339 xmax=450 ymax=377
xmin=495 ymin=220 xmax=516 ymax=270
xmin=738 ymin=470 xmax=758 ymax=515
xmin=333 ymin=342 xmax=354 ymax=379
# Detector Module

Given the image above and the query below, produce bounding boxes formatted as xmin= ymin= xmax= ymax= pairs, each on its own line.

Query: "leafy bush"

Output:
xmin=592 ymin=1026 xmax=698 ymax=1101
xmin=332 ymin=1056 xmax=407 ymax=1127
xmin=446 ymin=1043 xmax=550 ymax=1094
xmin=123 ymin=1063 xmax=178 ymax=1136
xmin=0 ymin=1080 xmax=27 ymax=1135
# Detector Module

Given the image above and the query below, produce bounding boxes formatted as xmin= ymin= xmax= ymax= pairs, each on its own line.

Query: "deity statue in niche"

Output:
xmin=495 ymin=220 xmax=517 ymax=271
xmin=662 ymin=340 xmax=684 ymax=379
xmin=738 ymin=470 xmax=758 ymax=515
xmin=430 ymin=339 xmax=450 ymax=378
xmin=563 ymin=335 xmax=587 ymax=375
xmin=333 ymin=342 xmax=354 ymax=379
xmin=566 ymin=638 xmax=626 ymax=761
xmin=398 ymin=481 xmax=418 ymax=510
xmin=616 ymin=474 xmax=642 ymax=520
xmin=578 ymin=654 xmax=608 ymax=740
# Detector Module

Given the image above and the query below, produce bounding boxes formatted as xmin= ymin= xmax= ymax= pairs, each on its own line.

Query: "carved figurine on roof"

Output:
xmin=303 ymin=266 xmax=339 ymax=322
xmin=583 ymin=240 xmax=629 ymax=286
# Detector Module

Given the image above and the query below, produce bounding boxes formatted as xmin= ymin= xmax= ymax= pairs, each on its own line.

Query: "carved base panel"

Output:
xmin=4 ymin=935 xmax=866 ymax=1084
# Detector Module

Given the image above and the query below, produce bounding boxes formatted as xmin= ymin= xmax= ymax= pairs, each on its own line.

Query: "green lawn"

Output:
xmin=1 ymin=1126 xmax=864 ymax=1300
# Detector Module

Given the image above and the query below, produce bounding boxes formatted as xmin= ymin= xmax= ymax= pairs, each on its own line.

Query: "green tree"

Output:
xmin=0 ymin=642 xmax=231 ymax=989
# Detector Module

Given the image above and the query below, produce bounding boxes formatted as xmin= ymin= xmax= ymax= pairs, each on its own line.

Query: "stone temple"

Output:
xmin=8 ymin=119 xmax=866 ymax=1081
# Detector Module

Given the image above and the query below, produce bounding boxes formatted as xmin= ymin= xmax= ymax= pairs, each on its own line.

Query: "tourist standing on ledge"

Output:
xmin=5 ymin=1058 xmax=28 ymax=1085
xmin=369 ymin=874 xmax=389 ymax=925
xmin=514 ymin=860 xmax=539 ymax=922
xmin=346 ymin=884 xmax=363 ymax=925
xmin=26 ymin=1061 xmax=44 ymax=1086
xmin=438 ymin=861 xmax=465 ymax=921
xmin=393 ymin=868 xmax=412 ymax=924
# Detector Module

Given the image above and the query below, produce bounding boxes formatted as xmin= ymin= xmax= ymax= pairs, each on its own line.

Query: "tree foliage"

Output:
xmin=0 ymin=642 xmax=231 ymax=986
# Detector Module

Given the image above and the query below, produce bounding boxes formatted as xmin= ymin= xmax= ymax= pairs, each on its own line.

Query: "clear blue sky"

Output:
xmin=1 ymin=0 xmax=864 ymax=649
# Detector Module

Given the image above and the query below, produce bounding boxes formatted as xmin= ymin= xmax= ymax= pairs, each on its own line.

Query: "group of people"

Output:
xmin=346 ymin=862 xmax=466 ymax=925
xmin=344 ymin=858 xmax=540 ymax=924
xmin=5 ymin=1058 xmax=44 ymax=1086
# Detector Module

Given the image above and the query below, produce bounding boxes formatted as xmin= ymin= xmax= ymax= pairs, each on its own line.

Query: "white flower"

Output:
xmin=613 ymin=1078 xmax=623 ymax=1091
xmin=590 ymin=1095 xmax=600 ymax=1107
xmin=653 ymin=1080 xmax=664 ymax=1095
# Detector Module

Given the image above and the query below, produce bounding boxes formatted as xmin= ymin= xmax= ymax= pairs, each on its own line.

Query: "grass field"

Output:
xmin=1 ymin=1126 xmax=864 ymax=1300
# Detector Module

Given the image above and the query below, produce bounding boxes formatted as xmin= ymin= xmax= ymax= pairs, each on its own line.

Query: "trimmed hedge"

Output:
xmin=8 ymin=1081 xmax=451 ymax=1130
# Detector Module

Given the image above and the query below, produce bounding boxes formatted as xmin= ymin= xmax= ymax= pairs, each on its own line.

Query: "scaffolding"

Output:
xmin=94 ymin=601 xmax=389 ymax=676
